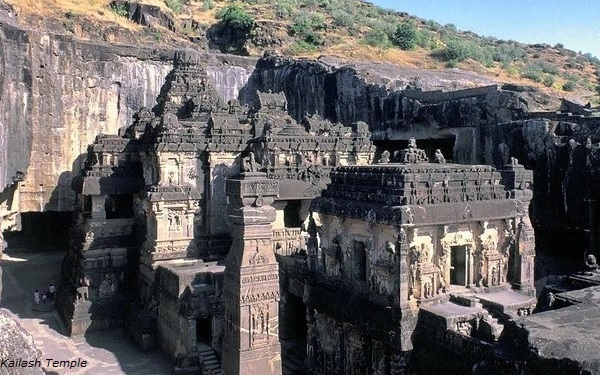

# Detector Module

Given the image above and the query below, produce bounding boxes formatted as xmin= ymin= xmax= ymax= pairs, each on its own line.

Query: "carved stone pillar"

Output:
xmin=501 ymin=161 xmax=535 ymax=294
xmin=221 ymin=172 xmax=282 ymax=375
xmin=398 ymin=227 xmax=410 ymax=309
xmin=90 ymin=195 xmax=106 ymax=220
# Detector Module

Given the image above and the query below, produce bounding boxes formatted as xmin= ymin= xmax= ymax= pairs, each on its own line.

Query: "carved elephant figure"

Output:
xmin=76 ymin=286 xmax=89 ymax=303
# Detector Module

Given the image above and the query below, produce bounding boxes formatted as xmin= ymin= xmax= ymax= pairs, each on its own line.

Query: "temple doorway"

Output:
xmin=450 ymin=245 xmax=468 ymax=286
xmin=196 ymin=317 xmax=212 ymax=345
xmin=353 ymin=241 xmax=367 ymax=282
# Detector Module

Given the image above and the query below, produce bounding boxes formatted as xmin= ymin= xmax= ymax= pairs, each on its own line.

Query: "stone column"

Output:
xmin=398 ymin=227 xmax=410 ymax=309
xmin=221 ymin=172 xmax=282 ymax=375
xmin=90 ymin=195 xmax=106 ymax=220
xmin=500 ymin=161 xmax=535 ymax=294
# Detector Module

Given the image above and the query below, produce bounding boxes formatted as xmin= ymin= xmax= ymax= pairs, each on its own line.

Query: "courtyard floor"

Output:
xmin=0 ymin=245 xmax=172 ymax=375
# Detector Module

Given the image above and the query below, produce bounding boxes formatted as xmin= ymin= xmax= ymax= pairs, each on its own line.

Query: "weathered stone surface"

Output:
xmin=222 ymin=174 xmax=282 ymax=375
xmin=0 ymin=27 xmax=173 ymax=211
xmin=0 ymin=309 xmax=44 ymax=375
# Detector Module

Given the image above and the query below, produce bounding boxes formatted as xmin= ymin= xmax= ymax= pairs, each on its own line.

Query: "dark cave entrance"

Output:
xmin=535 ymin=227 xmax=589 ymax=279
xmin=196 ymin=316 xmax=212 ymax=346
xmin=4 ymin=211 xmax=72 ymax=250
xmin=105 ymin=194 xmax=134 ymax=219
xmin=284 ymin=200 xmax=302 ymax=228
xmin=373 ymin=137 xmax=455 ymax=163
xmin=280 ymin=293 xmax=307 ymax=374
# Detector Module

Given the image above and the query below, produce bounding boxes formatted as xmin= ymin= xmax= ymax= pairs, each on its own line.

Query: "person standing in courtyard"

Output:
xmin=49 ymin=283 xmax=56 ymax=300
xmin=34 ymin=289 xmax=40 ymax=305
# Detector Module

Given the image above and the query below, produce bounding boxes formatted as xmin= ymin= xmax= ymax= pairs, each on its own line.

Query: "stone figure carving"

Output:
xmin=99 ymin=274 xmax=116 ymax=297
xmin=379 ymin=150 xmax=390 ymax=164
xmin=400 ymin=138 xmax=428 ymax=163
xmin=510 ymin=157 xmax=519 ymax=166
xmin=168 ymin=210 xmax=181 ymax=230
xmin=242 ymin=152 xmax=261 ymax=173
xmin=385 ymin=241 xmax=396 ymax=255
xmin=585 ymin=254 xmax=599 ymax=273
xmin=76 ymin=286 xmax=89 ymax=303
xmin=434 ymin=149 xmax=446 ymax=163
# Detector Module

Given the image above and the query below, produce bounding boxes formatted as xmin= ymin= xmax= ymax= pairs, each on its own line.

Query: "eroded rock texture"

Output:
xmin=0 ymin=309 xmax=44 ymax=375
xmin=0 ymin=18 xmax=260 ymax=214
xmin=0 ymin=26 xmax=173 ymax=211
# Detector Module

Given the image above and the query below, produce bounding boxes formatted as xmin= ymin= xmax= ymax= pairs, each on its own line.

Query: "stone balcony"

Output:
xmin=273 ymin=227 xmax=305 ymax=256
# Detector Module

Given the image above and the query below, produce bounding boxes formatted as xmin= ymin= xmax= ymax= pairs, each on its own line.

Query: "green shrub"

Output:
xmin=332 ymin=9 xmax=353 ymax=27
xmin=288 ymin=40 xmax=318 ymax=54
xmin=562 ymin=80 xmax=576 ymax=91
xmin=521 ymin=64 xmax=544 ymax=82
xmin=289 ymin=11 xmax=313 ymax=35
xmin=110 ymin=2 xmax=128 ymax=17
xmin=275 ymin=2 xmax=294 ymax=18
xmin=165 ymin=0 xmax=183 ymax=13
xmin=542 ymin=74 xmax=555 ymax=87
xmin=536 ymin=61 xmax=559 ymax=75
xmin=362 ymin=28 xmax=391 ymax=48
xmin=391 ymin=22 xmax=418 ymax=50
xmin=310 ymin=13 xmax=326 ymax=31
xmin=289 ymin=10 xmax=326 ymax=44
xmin=441 ymin=37 xmax=492 ymax=66
xmin=492 ymin=43 xmax=527 ymax=63
xmin=218 ymin=3 xmax=256 ymax=32
xmin=415 ymin=29 xmax=435 ymax=50
xmin=302 ymin=31 xmax=323 ymax=46
xmin=202 ymin=0 xmax=215 ymax=11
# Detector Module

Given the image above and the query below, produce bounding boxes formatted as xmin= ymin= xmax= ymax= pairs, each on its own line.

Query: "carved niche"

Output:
xmin=440 ymin=229 xmax=475 ymax=287
xmin=249 ymin=303 xmax=270 ymax=347
xmin=479 ymin=222 xmax=504 ymax=287
xmin=409 ymin=230 xmax=439 ymax=301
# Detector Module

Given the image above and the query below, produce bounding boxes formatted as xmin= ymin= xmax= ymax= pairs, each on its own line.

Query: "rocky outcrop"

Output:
xmin=0 ymin=17 xmax=257 ymax=213
xmin=0 ymin=309 xmax=44 ymax=375
xmin=245 ymin=56 xmax=533 ymax=136
xmin=0 ymin=24 xmax=174 ymax=211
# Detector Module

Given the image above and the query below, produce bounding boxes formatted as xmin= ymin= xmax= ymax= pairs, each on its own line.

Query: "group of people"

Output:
xmin=33 ymin=283 xmax=56 ymax=305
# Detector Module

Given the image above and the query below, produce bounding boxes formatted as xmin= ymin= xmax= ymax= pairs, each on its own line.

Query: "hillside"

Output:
xmin=2 ymin=0 xmax=599 ymax=104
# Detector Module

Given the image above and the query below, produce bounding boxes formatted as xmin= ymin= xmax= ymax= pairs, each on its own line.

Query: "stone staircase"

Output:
xmin=482 ymin=308 xmax=505 ymax=340
xmin=282 ymin=340 xmax=306 ymax=375
xmin=197 ymin=343 xmax=223 ymax=375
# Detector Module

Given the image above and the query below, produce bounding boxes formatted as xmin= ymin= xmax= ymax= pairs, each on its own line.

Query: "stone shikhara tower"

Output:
xmin=221 ymin=164 xmax=282 ymax=375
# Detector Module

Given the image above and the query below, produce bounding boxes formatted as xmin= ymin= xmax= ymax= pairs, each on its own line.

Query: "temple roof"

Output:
xmin=323 ymin=162 xmax=505 ymax=207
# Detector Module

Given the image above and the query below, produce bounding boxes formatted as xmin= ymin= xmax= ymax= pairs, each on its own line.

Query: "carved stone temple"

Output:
xmin=55 ymin=50 xmax=374 ymax=374
xmin=306 ymin=141 xmax=536 ymax=374
xmin=51 ymin=50 xmax=541 ymax=374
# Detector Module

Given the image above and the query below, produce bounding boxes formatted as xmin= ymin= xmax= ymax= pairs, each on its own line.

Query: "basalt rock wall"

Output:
xmin=248 ymin=56 xmax=527 ymax=130
xmin=0 ymin=23 xmax=174 ymax=211
xmin=0 ymin=18 xmax=257 ymax=213
xmin=488 ymin=117 xmax=600 ymax=274
xmin=247 ymin=56 xmax=528 ymax=164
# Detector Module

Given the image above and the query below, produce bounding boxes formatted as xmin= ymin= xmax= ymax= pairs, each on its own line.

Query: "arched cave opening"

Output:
xmin=4 ymin=211 xmax=72 ymax=251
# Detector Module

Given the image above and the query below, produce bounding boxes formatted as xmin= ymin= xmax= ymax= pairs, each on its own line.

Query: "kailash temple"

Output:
xmin=3 ymin=47 xmax=600 ymax=375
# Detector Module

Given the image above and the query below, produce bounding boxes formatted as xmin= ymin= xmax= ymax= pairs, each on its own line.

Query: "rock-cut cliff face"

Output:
xmin=0 ymin=18 xmax=258 ymax=213
xmin=0 ymin=21 xmax=173 ymax=211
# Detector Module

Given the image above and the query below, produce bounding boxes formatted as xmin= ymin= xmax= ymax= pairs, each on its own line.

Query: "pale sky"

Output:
xmin=371 ymin=0 xmax=600 ymax=58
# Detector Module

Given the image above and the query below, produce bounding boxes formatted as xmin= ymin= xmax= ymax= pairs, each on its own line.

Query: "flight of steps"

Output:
xmin=197 ymin=343 xmax=223 ymax=375
xmin=483 ymin=308 xmax=505 ymax=340
xmin=446 ymin=294 xmax=506 ymax=341
xmin=281 ymin=340 xmax=306 ymax=375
